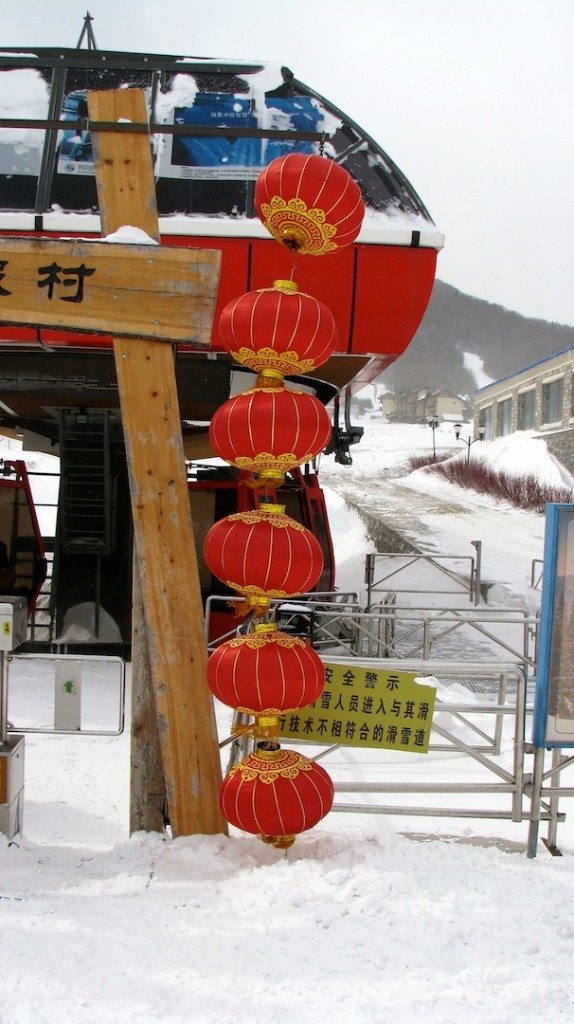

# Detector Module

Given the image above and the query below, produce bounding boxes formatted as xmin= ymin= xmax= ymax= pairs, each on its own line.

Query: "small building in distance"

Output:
xmin=472 ymin=346 xmax=574 ymax=473
xmin=383 ymin=387 xmax=469 ymax=424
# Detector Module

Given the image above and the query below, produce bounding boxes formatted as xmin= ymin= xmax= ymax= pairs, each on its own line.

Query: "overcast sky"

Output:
xmin=3 ymin=0 xmax=574 ymax=326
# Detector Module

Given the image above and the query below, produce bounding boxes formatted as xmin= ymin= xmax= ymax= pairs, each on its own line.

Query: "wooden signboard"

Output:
xmin=0 ymin=236 xmax=220 ymax=344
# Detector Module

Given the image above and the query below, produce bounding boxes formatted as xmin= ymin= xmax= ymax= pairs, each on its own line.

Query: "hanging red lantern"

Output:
xmin=218 ymin=280 xmax=338 ymax=377
xmin=203 ymin=503 xmax=324 ymax=612
xmin=255 ymin=153 xmax=365 ymax=256
xmin=208 ymin=383 xmax=332 ymax=485
xmin=207 ymin=623 xmax=324 ymax=716
xmin=220 ymin=743 xmax=334 ymax=848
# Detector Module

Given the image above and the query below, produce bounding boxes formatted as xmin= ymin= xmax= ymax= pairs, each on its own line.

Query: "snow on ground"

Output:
xmin=321 ymin=421 xmax=573 ymax=607
xmin=2 ymin=426 xmax=574 ymax=1024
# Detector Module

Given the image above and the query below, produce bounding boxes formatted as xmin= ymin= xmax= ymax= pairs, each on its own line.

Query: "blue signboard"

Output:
xmin=165 ymin=93 xmax=322 ymax=179
xmin=532 ymin=503 xmax=574 ymax=747
xmin=57 ymin=90 xmax=324 ymax=180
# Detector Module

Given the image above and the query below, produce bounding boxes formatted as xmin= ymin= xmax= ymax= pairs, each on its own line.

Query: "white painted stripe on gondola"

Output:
xmin=0 ymin=212 xmax=444 ymax=250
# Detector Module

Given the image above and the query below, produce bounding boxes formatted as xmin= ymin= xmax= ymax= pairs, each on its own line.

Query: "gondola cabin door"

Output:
xmin=0 ymin=460 xmax=47 ymax=614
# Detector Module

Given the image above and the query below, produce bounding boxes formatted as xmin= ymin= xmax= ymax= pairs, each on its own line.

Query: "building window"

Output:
xmin=542 ymin=378 xmax=564 ymax=424
xmin=497 ymin=398 xmax=512 ymax=436
xmin=479 ymin=405 xmax=493 ymax=440
xmin=517 ymin=389 xmax=536 ymax=430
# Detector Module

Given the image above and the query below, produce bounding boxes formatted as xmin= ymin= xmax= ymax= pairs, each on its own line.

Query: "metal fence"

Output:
xmin=362 ymin=604 xmax=540 ymax=682
xmin=318 ymin=660 xmax=527 ymax=826
xmin=222 ymin=657 xmax=574 ymax=857
xmin=206 ymin=594 xmax=539 ymax=686
xmin=6 ymin=652 xmax=126 ymax=735
xmin=365 ymin=548 xmax=482 ymax=607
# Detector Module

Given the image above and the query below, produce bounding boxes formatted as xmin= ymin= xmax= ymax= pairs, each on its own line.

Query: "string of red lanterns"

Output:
xmin=204 ymin=150 xmax=365 ymax=849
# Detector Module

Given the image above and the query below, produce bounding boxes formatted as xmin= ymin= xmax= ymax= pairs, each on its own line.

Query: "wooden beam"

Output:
xmin=88 ymin=87 xmax=226 ymax=837
xmin=129 ymin=571 xmax=166 ymax=834
xmin=0 ymin=236 xmax=220 ymax=344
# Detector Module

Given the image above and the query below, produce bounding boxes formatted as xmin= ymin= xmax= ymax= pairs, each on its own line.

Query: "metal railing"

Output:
xmin=226 ymin=659 xmax=527 ymax=825
xmin=365 ymin=604 xmax=539 ymax=681
xmin=328 ymin=660 xmax=526 ymax=826
xmin=527 ymin=746 xmax=574 ymax=857
xmin=531 ymin=558 xmax=543 ymax=590
xmin=205 ymin=591 xmax=360 ymax=652
xmin=6 ymin=652 xmax=126 ymax=735
xmin=223 ymin=658 xmax=574 ymax=855
xmin=205 ymin=592 xmax=539 ymax=682
xmin=365 ymin=549 xmax=481 ymax=607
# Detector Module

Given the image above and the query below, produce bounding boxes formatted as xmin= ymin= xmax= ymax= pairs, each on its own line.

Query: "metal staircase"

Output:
xmin=59 ymin=410 xmax=114 ymax=555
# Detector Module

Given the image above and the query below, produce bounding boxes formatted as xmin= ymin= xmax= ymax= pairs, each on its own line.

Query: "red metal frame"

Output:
xmin=0 ymin=459 xmax=47 ymax=615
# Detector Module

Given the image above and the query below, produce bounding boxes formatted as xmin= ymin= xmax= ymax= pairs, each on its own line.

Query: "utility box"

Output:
xmin=0 ymin=596 xmax=28 ymax=652
xmin=0 ymin=736 xmax=25 ymax=838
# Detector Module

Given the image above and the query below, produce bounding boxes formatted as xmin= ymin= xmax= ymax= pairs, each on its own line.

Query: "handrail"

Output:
xmin=366 ymin=551 xmax=477 ymax=605
xmin=205 ymin=593 xmax=539 ymax=675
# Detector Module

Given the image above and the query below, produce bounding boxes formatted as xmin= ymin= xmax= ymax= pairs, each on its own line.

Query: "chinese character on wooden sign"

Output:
xmin=0 ymin=237 xmax=220 ymax=345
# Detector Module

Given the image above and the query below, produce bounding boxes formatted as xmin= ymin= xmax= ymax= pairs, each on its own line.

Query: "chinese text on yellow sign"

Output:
xmin=279 ymin=664 xmax=436 ymax=753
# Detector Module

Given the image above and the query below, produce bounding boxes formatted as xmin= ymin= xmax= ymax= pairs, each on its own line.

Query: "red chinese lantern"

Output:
xmin=218 ymin=280 xmax=338 ymax=377
xmin=203 ymin=503 xmax=324 ymax=612
xmin=220 ymin=743 xmax=334 ymax=848
xmin=207 ymin=623 xmax=324 ymax=715
xmin=255 ymin=153 xmax=365 ymax=256
xmin=208 ymin=383 xmax=332 ymax=484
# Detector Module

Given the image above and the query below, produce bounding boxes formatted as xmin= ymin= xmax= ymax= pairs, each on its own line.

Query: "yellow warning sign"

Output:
xmin=278 ymin=663 xmax=436 ymax=753
xmin=2 ymin=621 xmax=11 ymax=636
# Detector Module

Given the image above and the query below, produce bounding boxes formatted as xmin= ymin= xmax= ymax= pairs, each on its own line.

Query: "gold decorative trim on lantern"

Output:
xmin=229 ymin=747 xmax=316 ymax=784
xmin=225 ymin=630 xmax=308 ymax=651
xmin=252 ymin=715 xmax=280 ymax=739
xmin=229 ymin=349 xmax=316 ymax=376
xmin=259 ymin=196 xmax=338 ymax=255
xmin=233 ymin=452 xmax=318 ymax=475
xmin=253 ymin=366 xmax=287 ymax=385
xmin=225 ymin=508 xmax=310 ymax=534
xmin=258 ymin=833 xmax=296 ymax=849
xmin=273 ymin=279 xmax=299 ymax=293
xmin=224 ymin=582 xmax=292 ymax=601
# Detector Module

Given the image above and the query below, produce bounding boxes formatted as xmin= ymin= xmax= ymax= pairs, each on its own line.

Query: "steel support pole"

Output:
xmin=0 ymin=651 xmax=8 ymax=745
xmin=527 ymin=746 xmax=545 ymax=858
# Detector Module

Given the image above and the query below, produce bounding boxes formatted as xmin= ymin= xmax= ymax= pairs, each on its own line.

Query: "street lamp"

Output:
xmin=427 ymin=416 xmax=439 ymax=459
xmin=454 ymin=423 xmax=486 ymax=464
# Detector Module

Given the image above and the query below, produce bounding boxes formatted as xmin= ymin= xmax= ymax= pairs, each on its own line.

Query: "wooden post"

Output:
xmin=88 ymin=88 xmax=226 ymax=837
xmin=129 ymin=569 xmax=166 ymax=834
